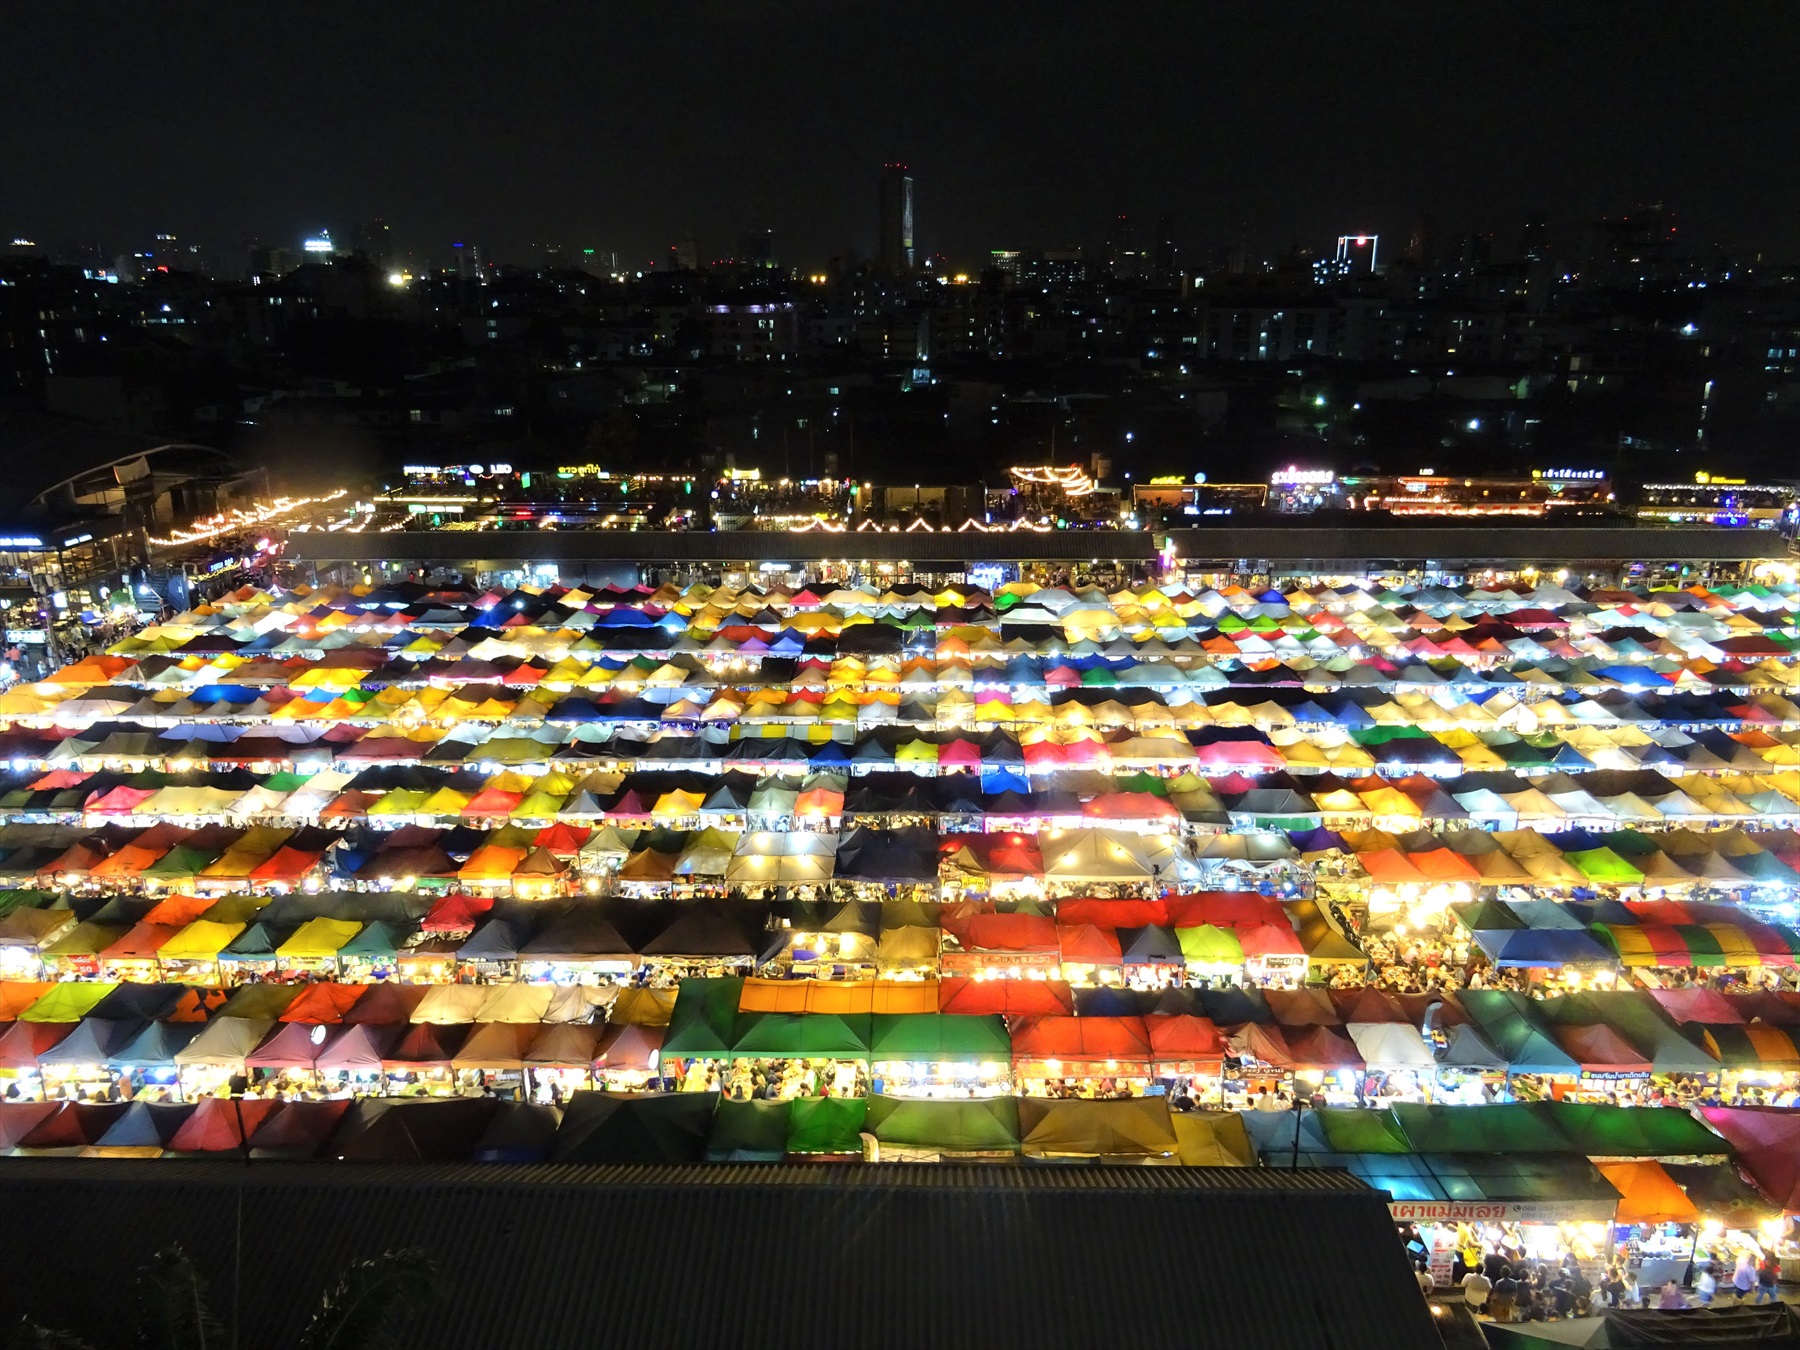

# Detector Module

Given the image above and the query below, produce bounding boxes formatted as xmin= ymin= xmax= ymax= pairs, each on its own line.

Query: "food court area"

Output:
xmin=2 ymin=573 xmax=1800 ymax=1293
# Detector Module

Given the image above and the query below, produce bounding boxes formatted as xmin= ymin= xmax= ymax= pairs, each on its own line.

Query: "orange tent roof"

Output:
xmin=1356 ymin=849 xmax=1430 ymax=885
xmin=1597 ymin=1160 xmax=1698 ymax=1224
xmin=1407 ymin=848 xmax=1483 ymax=884
xmin=738 ymin=978 xmax=937 ymax=1015
xmin=278 ymin=982 xmax=370 ymax=1024
xmin=0 ymin=982 xmax=51 ymax=1020
xmin=142 ymin=895 xmax=217 ymax=927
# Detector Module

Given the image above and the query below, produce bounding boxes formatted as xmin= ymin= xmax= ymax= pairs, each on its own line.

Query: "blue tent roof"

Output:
xmin=188 ymin=684 xmax=262 ymax=704
xmin=980 ymin=767 xmax=1031 ymax=795
xmin=1472 ymin=928 xmax=1616 ymax=968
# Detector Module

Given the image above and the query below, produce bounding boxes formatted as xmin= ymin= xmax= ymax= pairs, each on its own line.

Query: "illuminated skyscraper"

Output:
xmin=878 ymin=163 xmax=914 ymax=273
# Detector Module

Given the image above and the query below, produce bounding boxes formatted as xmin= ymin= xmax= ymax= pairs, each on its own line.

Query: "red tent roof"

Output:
xmin=1233 ymin=922 xmax=1306 ymax=958
xmin=1284 ymin=1025 xmax=1366 ymax=1071
xmin=1052 ymin=897 xmax=1170 ymax=929
xmin=1164 ymin=892 xmax=1288 ymax=930
xmin=1145 ymin=1013 xmax=1225 ymax=1068
xmin=342 ymin=984 xmax=429 ymax=1024
xmin=246 ymin=1021 xmax=333 ymax=1070
xmin=1231 ymin=1023 xmax=1295 ymax=1069
xmin=168 ymin=1097 xmax=283 ymax=1153
xmin=534 ymin=822 xmax=592 ymax=856
xmin=935 ymin=976 xmax=1074 ymax=1017
xmin=0 ymin=1021 xmax=73 ymax=1068
xmin=422 ymin=893 xmax=494 ymax=934
xmin=313 ymin=1023 xmax=399 ymax=1072
xmin=1056 ymin=924 xmax=1123 ymax=965
xmin=1010 ymin=1015 xmax=1152 ymax=1071
xmin=245 ymin=1097 xmax=350 ymax=1153
xmin=0 ymin=1101 xmax=61 ymax=1148
xmin=957 ymin=912 xmax=1058 ymax=954
xmin=382 ymin=1021 xmax=470 ymax=1069
xmin=17 ymin=1101 xmax=127 ymax=1149
xmin=1698 ymin=1106 xmax=1800 ymax=1211
xmin=1649 ymin=987 xmax=1746 ymax=1026
xmin=1552 ymin=1023 xmax=1652 ymax=1074
xmin=1263 ymin=988 xmax=1342 ymax=1027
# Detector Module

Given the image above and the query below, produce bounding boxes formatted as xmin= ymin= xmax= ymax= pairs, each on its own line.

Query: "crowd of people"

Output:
xmin=1408 ymin=1220 xmax=1791 ymax=1321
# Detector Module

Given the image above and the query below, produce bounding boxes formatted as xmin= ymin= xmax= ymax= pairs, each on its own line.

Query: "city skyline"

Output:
xmin=6 ymin=2 xmax=1799 ymax=267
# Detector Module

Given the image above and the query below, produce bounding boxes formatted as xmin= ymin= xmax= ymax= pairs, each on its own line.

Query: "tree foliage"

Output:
xmin=298 ymin=1249 xmax=445 ymax=1350
xmin=135 ymin=1246 xmax=224 ymax=1350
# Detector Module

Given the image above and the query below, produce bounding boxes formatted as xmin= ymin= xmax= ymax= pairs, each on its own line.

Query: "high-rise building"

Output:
xmin=1151 ymin=214 xmax=1178 ymax=284
xmin=670 ymin=235 xmax=700 ymax=271
xmin=1106 ymin=214 xmax=1145 ymax=279
xmin=452 ymin=240 xmax=483 ymax=282
xmin=1402 ymin=214 xmax=1436 ymax=266
xmin=1584 ymin=203 xmax=1678 ymax=287
xmin=878 ymin=163 xmax=914 ymax=273
xmin=300 ymin=229 xmax=336 ymax=264
xmin=1520 ymin=212 xmax=1548 ymax=263
xmin=735 ymin=229 xmax=775 ymax=269
xmin=355 ymin=218 xmax=393 ymax=269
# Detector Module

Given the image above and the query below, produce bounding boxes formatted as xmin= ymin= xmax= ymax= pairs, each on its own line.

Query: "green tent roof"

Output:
xmin=705 ymin=1098 xmax=790 ymax=1161
xmin=1450 ymin=900 xmax=1526 ymax=933
xmin=1563 ymin=848 xmax=1645 ymax=886
xmin=786 ymin=1096 xmax=867 ymax=1154
xmin=729 ymin=1012 xmax=872 ymax=1061
xmin=20 ymin=981 xmax=118 ymax=1023
xmin=864 ymin=1095 xmax=1021 ymax=1152
xmin=217 ymin=922 xmax=283 ymax=962
xmin=1176 ymin=924 xmax=1244 ymax=965
xmin=661 ymin=976 xmax=743 ymax=1058
xmin=1456 ymin=990 xmax=1582 ymax=1074
xmin=1537 ymin=991 xmax=1721 ymax=1073
xmin=0 ymin=890 xmax=55 ymax=918
xmin=1425 ymin=1154 xmax=1623 ymax=1212
xmin=1315 ymin=1108 xmax=1412 ymax=1155
xmin=1350 ymin=726 xmax=1430 ymax=746
xmin=338 ymin=920 xmax=404 ymax=958
xmin=1390 ymin=1103 xmax=1574 ymax=1154
xmin=141 ymin=846 xmax=221 ymax=879
xmin=869 ymin=1013 xmax=1010 ymax=1064
xmin=1533 ymin=1101 xmax=1728 ymax=1158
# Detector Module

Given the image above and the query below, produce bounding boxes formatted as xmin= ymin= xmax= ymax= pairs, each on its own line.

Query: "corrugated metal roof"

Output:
xmin=0 ymin=1160 xmax=1439 ymax=1349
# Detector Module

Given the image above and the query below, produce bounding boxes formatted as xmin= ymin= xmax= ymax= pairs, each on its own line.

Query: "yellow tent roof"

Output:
xmin=158 ymin=919 xmax=247 ymax=961
xmin=275 ymin=917 xmax=362 ymax=959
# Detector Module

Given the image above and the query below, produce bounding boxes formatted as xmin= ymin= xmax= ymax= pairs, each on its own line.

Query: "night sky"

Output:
xmin=6 ymin=1 xmax=1794 ymax=268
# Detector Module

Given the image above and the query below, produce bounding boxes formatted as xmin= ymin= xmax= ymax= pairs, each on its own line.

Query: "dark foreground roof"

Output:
xmin=0 ymin=1160 xmax=1441 ymax=1350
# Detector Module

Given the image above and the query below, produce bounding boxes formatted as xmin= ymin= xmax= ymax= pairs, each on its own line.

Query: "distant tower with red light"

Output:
xmin=1336 ymin=234 xmax=1379 ymax=275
